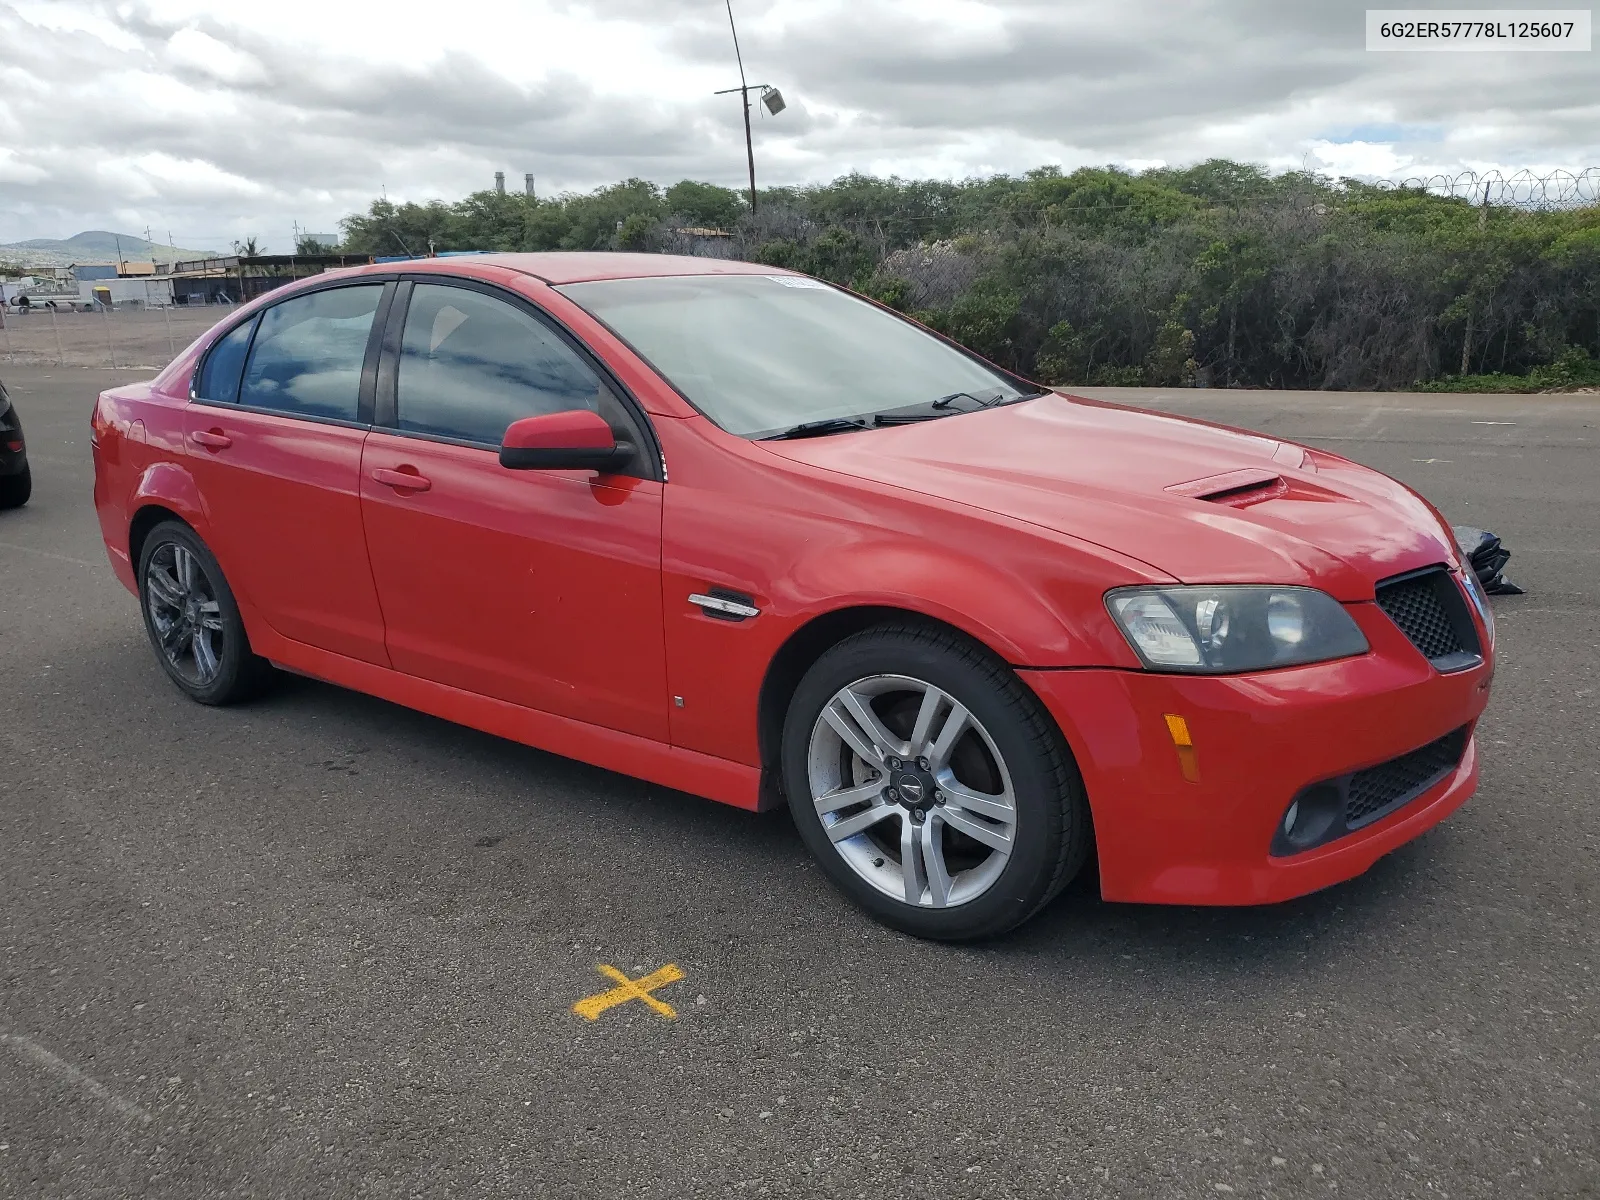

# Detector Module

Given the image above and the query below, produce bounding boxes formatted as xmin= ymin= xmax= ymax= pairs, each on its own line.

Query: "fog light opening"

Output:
xmin=1279 ymin=783 xmax=1342 ymax=852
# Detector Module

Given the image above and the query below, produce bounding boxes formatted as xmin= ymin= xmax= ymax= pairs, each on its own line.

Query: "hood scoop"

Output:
xmin=1166 ymin=468 xmax=1288 ymax=509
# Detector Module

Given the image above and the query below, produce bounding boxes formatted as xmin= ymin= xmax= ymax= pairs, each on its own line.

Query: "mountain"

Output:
xmin=0 ymin=231 xmax=215 ymax=267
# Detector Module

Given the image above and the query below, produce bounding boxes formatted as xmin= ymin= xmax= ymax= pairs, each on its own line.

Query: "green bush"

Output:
xmin=340 ymin=163 xmax=1600 ymax=391
xmin=1420 ymin=347 xmax=1600 ymax=392
xmin=923 ymin=283 xmax=1024 ymax=369
xmin=857 ymin=276 xmax=915 ymax=312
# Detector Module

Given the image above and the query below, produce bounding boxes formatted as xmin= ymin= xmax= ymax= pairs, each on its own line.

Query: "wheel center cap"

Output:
xmin=892 ymin=771 xmax=930 ymax=809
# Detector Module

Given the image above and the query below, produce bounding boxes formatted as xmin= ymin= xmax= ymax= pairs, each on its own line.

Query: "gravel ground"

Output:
xmin=1 ymin=369 xmax=1595 ymax=1199
xmin=1 ymin=307 xmax=223 ymax=369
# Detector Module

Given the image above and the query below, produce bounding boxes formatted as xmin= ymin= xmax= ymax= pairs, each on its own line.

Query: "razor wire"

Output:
xmin=1371 ymin=167 xmax=1600 ymax=209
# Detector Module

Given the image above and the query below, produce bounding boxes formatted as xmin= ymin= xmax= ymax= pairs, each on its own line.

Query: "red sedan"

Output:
xmin=90 ymin=254 xmax=1495 ymax=939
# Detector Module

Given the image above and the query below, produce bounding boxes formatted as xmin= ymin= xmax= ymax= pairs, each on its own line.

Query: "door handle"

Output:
xmin=371 ymin=467 xmax=432 ymax=492
xmin=191 ymin=429 xmax=232 ymax=450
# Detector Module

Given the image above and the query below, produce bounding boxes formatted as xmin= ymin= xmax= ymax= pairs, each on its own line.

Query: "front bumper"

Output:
xmin=1022 ymin=599 xmax=1493 ymax=905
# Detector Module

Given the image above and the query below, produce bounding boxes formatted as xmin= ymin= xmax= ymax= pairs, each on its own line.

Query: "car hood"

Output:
xmin=759 ymin=393 xmax=1457 ymax=601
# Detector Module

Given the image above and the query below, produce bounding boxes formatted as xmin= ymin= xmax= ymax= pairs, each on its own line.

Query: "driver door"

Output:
xmin=358 ymin=280 xmax=669 ymax=742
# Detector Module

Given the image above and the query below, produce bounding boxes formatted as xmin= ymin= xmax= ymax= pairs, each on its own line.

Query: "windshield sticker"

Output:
xmin=768 ymin=275 xmax=829 ymax=289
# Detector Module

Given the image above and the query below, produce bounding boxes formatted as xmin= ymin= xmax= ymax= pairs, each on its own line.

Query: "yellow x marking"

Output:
xmin=572 ymin=963 xmax=685 ymax=1021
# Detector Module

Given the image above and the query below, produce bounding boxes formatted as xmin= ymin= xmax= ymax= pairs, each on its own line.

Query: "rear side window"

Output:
xmin=395 ymin=283 xmax=605 ymax=445
xmin=196 ymin=317 xmax=258 ymax=404
xmin=238 ymin=286 xmax=383 ymax=422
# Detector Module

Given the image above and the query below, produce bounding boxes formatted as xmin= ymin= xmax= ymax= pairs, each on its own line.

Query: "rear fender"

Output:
xmin=124 ymin=463 xmax=273 ymax=640
xmin=129 ymin=461 xmax=211 ymax=548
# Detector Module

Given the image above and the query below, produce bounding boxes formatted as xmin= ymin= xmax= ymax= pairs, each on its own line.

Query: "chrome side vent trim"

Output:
xmin=689 ymin=590 xmax=760 ymax=621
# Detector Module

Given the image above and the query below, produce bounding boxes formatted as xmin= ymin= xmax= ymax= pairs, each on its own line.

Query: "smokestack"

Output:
xmin=524 ymin=173 xmax=535 ymax=199
xmin=494 ymin=171 xmax=505 ymax=194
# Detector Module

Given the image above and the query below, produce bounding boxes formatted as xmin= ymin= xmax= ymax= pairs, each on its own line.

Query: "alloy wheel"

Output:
xmin=806 ymin=673 xmax=1017 ymax=908
xmin=144 ymin=541 xmax=226 ymax=686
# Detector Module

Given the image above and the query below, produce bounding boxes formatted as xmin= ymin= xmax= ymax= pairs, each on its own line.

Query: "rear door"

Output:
xmin=184 ymin=281 xmax=392 ymax=664
xmin=358 ymin=278 xmax=669 ymax=741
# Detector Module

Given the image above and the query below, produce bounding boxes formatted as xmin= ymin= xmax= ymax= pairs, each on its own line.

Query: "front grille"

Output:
xmin=1345 ymin=726 xmax=1470 ymax=829
xmin=1375 ymin=567 xmax=1481 ymax=668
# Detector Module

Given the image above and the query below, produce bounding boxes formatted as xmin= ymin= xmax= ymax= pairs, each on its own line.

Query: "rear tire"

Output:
xmin=0 ymin=464 xmax=30 ymax=509
xmin=137 ymin=520 xmax=273 ymax=705
xmin=782 ymin=622 xmax=1090 ymax=941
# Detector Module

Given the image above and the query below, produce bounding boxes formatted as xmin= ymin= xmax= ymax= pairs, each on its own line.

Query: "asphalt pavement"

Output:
xmin=1 ymin=368 xmax=1595 ymax=1199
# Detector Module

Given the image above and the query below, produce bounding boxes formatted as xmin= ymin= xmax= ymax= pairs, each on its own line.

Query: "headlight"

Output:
xmin=1106 ymin=585 xmax=1369 ymax=673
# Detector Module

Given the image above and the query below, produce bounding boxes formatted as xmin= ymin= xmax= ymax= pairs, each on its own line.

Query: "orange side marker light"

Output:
xmin=1163 ymin=713 xmax=1201 ymax=783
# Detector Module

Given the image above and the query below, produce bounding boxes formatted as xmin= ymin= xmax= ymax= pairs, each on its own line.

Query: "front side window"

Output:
xmin=557 ymin=274 xmax=1036 ymax=437
xmin=395 ymin=284 xmax=606 ymax=445
xmin=195 ymin=316 xmax=258 ymax=404
xmin=237 ymin=285 xmax=383 ymax=422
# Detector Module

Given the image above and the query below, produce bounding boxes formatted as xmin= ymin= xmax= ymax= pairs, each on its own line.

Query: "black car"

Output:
xmin=0 ymin=377 xmax=30 ymax=509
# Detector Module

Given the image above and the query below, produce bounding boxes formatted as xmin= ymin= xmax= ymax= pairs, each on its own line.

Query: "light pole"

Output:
xmin=715 ymin=0 xmax=784 ymax=215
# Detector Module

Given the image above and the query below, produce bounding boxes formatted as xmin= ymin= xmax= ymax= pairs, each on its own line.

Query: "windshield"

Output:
xmin=557 ymin=273 xmax=1037 ymax=438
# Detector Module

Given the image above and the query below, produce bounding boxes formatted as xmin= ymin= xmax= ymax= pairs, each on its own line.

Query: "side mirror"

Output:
xmin=499 ymin=410 xmax=634 ymax=472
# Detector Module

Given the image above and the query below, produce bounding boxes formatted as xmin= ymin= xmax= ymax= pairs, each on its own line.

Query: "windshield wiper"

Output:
xmin=875 ymin=390 xmax=1020 ymax=423
xmin=931 ymin=390 xmax=996 ymax=410
xmin=931 ymin=386 xmax=1049 ymax=410
xmin=760 ymin=417 xmax=873 ymax=440
xmin=763 ymin=388 xmax=1048 ymax=438
xmin=870 ymin=411 xmax=948 ymax=425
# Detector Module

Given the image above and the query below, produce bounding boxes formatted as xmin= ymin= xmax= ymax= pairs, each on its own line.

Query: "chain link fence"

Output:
xmin=0 ymin=304 xmax=221 ymax=370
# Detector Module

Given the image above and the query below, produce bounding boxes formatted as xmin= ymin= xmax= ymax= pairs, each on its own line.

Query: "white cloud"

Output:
xmin=1304 ymin=139 xmax=1411 ymax=178
xmin=165 ymin=27 xmax=268 ymax=86
xmin=0 ymin=149 xmax=49 ymax=185
xmin=0 ymin=0 xmax=1595 ymax=247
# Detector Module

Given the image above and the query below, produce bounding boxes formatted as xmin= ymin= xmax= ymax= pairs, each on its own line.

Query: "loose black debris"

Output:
xmin=1452 ymin=525 xmax=1525 ymax=595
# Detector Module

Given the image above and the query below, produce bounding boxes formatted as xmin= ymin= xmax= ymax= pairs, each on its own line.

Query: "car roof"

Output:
xmin=353 ymin=252 xmax=793 ymax=286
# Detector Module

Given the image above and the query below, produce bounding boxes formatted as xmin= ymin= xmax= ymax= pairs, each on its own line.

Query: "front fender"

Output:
xmin=662 ymin=494 xmax=1154 ymax=768
xmin=774 ymin=535 xmax=1144 ymax=669
xmin=656 ymin=415 xmax=1172 ymax=768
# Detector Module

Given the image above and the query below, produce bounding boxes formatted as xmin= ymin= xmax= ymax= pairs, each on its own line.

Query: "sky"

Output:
xmin=1 ymin=0 xmax=1596 ymax=251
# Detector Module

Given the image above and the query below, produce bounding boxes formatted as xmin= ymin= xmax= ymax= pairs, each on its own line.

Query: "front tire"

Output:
xmin=0 ymin=464 xmax=30 ymax=509
xmin=137 ymin=520 xmax=273 ymax=705
xmin=782 ymin=623 xmax=1091 ymax=941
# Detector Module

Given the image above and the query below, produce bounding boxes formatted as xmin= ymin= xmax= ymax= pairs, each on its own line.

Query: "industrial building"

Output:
xmin=69 ymin=262 xmax=172 ymax=306
xmin=165 ymin=253 xmax=373 ymax=305
xmin=77 ymin=276 xmax=174 ymax=306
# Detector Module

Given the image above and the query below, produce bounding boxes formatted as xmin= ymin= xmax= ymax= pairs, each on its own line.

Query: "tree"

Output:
xmin=453 ymin=189 xmax=536 ymax=251
xmin=330 ymin=164 xmax=1600 ymax=391
xmin=663 ymin=181 xmax=744 ymax=229
xmin=340 ymin=199 xmax=454 ymax=257
xmin=232 ymin=236 xmax=263 ymax=256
